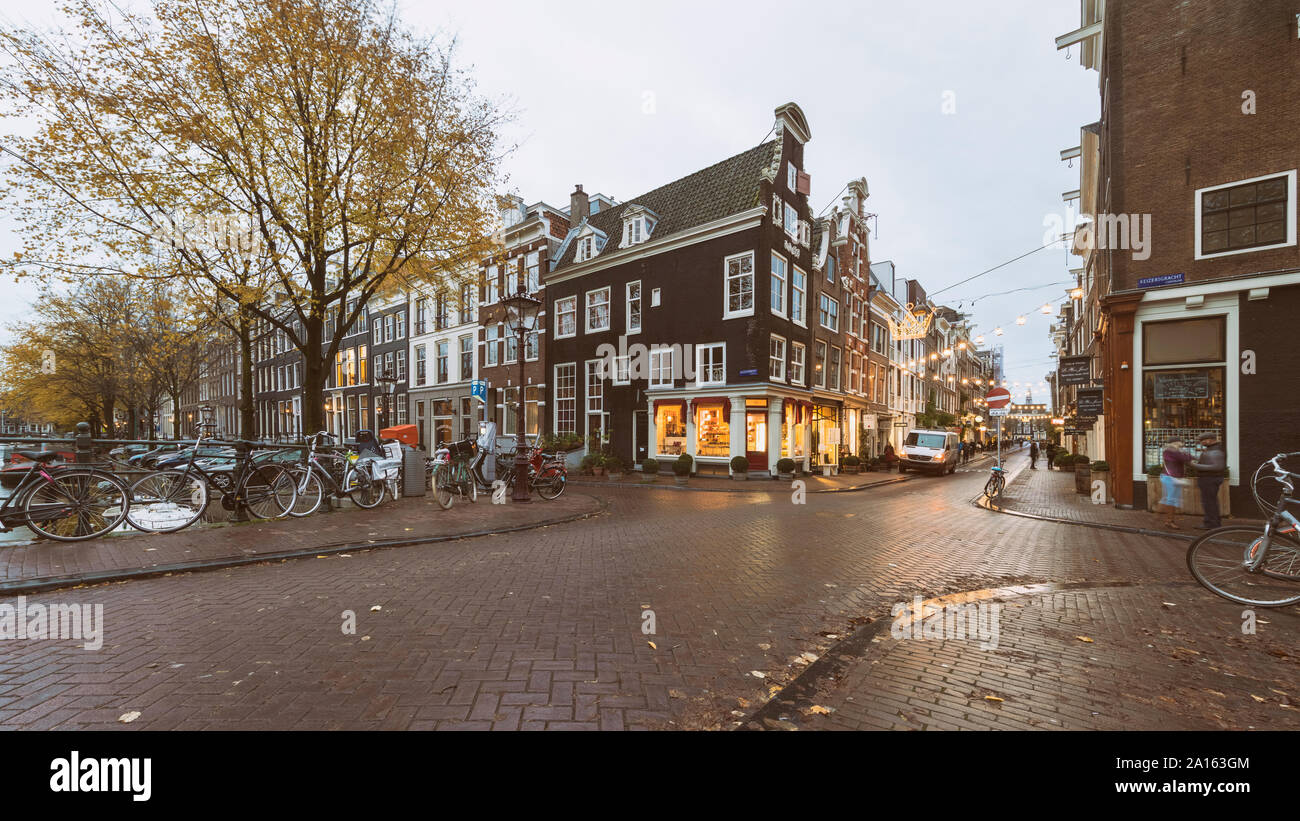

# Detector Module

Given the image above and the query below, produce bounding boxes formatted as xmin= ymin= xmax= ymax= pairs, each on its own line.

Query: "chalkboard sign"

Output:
xmin=1058 ymin=356 xmax=1092 ymax=386
xmin=1076 ymin=386 xmax=1104 ymax=417
xmin=1154 ymin=373 xmax=1210 ymax=400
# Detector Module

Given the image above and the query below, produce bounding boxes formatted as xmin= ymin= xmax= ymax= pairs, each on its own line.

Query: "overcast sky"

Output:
xmin=0 ymin=0 xmax=1098 ymax=401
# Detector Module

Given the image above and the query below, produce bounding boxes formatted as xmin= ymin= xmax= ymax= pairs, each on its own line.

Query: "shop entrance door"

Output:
xmin=745 ymin=411 xmax=768 ymax=471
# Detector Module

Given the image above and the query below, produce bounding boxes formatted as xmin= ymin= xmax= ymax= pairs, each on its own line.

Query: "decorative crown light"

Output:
xmin=1070 ymin=288 xmax=1084 ymax=300
xmin=1041 ymin=303 xmax=1054 ymax=315
xmin=975 ymin=335 xmax=985 ymax=344
xmin=1015 ymin=315 xmax=1027 ymax=325
xmin=887 ymin=302 xmax=935 ymax=340
xmin=994 ymin=327 xmax=1004 ymax=336
xmin=943 ymin=348 xmax=953 ymax=357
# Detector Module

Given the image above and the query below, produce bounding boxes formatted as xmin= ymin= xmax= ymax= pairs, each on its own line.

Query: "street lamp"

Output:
xmin=502 ymin=289 xmax=542 ymax=503
xmin=376 ymin=369 xmax=399 ymax=431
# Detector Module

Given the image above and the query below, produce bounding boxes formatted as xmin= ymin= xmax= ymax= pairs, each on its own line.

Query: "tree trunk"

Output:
xmin=101 ymin=397 xmax=115 ymax=438
xmin=300 ymin=312 xmax=326 ymax=435
xmin=238 ymin=306 xmax=255 ymax=439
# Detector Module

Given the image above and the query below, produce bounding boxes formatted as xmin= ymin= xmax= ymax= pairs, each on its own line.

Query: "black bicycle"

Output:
xmin=0 ymin=450 xmax=130 ymax=541
xmin=1187 ymin=452 xmax=1300 ymax=608
xmin=126 ymin=432 xmax=297 ymax=532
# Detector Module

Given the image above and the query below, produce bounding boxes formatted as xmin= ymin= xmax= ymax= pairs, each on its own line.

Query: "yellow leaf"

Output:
xmin=647 ymin=641 xmax=657 ymax=650
xmin=1075 ymin=636 xmax=1094 ymax=643
xmin=984 ymin=695 xmax=1004 ymax=703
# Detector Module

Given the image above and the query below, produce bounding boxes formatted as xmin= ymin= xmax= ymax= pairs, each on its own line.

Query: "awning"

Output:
xmin=692 ymin=396 xmax=731 ymax=417
xmin=653 ymin=399 xmax=686 ymax=416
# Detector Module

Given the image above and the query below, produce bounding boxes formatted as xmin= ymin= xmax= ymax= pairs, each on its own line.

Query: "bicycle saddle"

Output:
xmin=15 ymin=450 xmax=61 ymax=463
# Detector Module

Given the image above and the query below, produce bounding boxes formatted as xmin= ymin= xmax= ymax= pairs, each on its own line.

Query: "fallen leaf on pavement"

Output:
xmin=1250 ymin=694 xmax=1267 ymax=703
xmin=808 ymin=705 xmax=833 ymax=715
xmin=647 ymin=641 xmax=657 ymax=650
xmin=118 ymin=711 xmax=141 ymax=723
xmin=370 ymin=605 xmax=382 ymax=612
xmin=1076 ymin=636 xmax=1094 ymax=643
xmin=750 ymin=671 xmax=766 ymax=679
xmin=984 ymin=695 xmax=1004 ymax=703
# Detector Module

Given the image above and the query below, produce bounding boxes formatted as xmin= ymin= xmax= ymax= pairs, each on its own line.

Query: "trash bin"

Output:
xmin=402 ymin=446 xmax=426 ymax=497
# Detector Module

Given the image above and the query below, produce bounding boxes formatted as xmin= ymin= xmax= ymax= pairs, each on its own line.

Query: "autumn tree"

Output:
xmin=0 ymin=0 xmax=507 ymax=434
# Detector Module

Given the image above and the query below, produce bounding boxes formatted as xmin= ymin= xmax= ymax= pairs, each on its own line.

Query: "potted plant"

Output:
xmin=641 ymin=457 xmax=660 ymax=481
xmin=730 ymin=455 xmax=749 ymax=481
xmin=1073 ymin=453 xmax=1092 ymax=494
xmin=843 ymin=455 xmax=861 ymax=474
xmin=1052 ymin=451 xmax=1074 ymax=471
xmin=673 ymin=454 xmax=693 ymax=485
xmin=579 ymin=453 xmax=597 ymax=476
xmin=776 ymin=458 xmax=795 ymax=481
xmin=591 ymin=453 xmax=606 ymax=477
xmin=605 ymin=456 xmax=624 ymax=480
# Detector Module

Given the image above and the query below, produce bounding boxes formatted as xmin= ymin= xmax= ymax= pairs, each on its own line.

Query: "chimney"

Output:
xmin=570 ymin=185 xmax=589 ymax=224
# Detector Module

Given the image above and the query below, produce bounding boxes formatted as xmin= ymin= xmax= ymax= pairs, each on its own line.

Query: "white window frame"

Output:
xmin=585 ymin=360 xmax=604 ymax=414
xmin=820 ymin=294 xmax=839 ymax=332
xmin=769 ymin=335 xmax=786 ymax=382
xmin=790 ymin=342 xmax=806 ymax=386
xmin=1194 ymin=169 xmax=1297 ymax=260
xmin=791 ymin=266 xmax=807 ymax=326
xmin=649 ymin=347 xmax=674 ymax=388
xmin=770 ymin=252 xmax=787 ymax=318
xmin=626 ymin=280 xmax=642 ymax=335
xmin=554 ymin=362 xmax=577 ymax=435
xmin=787 ymin=162 xmax=798 ymax=193
xmin=576 ymin=235 xmax=595 ymax=263
xmin=696 ymin=342 xmax=726 ymax=387
xmin=783 ymin=200 xmax=798 ymax=238
xmin=554 ymin=296 xmax=577 ymax=339
xmin=651 ymin=287 xmax=661 ymax=307
xmin=723 ymin=251 xmax=755 ymax=320
xmin=585 ymin=286 xmax=611 ymax=333
xmin=613 ymin=355 xmax=631 ymax=386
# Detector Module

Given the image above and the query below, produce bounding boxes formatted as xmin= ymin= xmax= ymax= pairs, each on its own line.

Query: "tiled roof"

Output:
xmin=553 ymin=140 xmax=778 ymax=270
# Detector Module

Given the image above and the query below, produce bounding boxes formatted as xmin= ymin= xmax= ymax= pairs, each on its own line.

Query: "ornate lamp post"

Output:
xmin=501 ymin=289 xmax=541 ymax=503
xmin=376 ymin=369 xmax=399 ymax=430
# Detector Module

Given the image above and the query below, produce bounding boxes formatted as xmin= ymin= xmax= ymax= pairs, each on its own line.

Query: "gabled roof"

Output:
xmin=552 ymin=140 xmax=778 ymax=271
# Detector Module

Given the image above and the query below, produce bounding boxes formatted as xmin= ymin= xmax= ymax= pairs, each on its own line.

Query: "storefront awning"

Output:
xmin=691 ymin=396 xmax=731 ymax=417
xmin=653 ymin=399 xmax=686 ymax=415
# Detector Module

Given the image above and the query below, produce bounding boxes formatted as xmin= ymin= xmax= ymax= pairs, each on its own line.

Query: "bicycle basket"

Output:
xmin=447 ymin=438 xmax=478 ymax=459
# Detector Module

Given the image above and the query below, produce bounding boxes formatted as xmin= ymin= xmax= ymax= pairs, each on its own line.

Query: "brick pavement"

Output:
xmin=0 ymin=491 xmax=601 ymax=590
xmin=0 ymin=460 xmax=1292 ymax=730
xmin=991 ymin=448 xmax=1263 ymax=533
xmin=751 ymin=582 xmax=1300 ymax=731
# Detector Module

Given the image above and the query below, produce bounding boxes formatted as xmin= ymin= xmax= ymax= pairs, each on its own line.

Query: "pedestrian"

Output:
xmin=883 ymin=443 xmax=898 ymax=472
xmin=1192 ymin=432 xmax=1226 ymax=530
xmin=1158 ymin=438 xmax=1193 ymax=529
xmin=1029 ymin=440 xmax=1039 ymax=469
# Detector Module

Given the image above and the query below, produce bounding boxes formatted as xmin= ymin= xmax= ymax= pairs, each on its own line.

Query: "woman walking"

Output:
xmin=1157 ymin=439 xmax=1193 ymax=529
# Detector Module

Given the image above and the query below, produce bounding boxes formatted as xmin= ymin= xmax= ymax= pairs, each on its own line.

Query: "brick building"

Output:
xmin=1057 ymin=0 xmax=1300 ymax=512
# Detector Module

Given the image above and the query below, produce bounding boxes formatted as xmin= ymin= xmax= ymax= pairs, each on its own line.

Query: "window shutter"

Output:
xmin=797 ymin=171 xmax=811 ymax=195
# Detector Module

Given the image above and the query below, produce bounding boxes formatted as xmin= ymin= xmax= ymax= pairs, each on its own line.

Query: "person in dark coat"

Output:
xmin=1193 ymin=432 xmax=1226 ymax=529
xmin=1029 ymin=440 xmax=1040 ymax=469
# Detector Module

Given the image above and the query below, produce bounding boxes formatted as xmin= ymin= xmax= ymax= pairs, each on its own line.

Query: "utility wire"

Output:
xmin=928 ymin=238 xmax=1063 ymax=298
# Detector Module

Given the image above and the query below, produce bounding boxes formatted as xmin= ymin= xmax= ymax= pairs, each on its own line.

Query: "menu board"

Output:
xmin=1154 ymin=373 xmax=1210 ymax=400
xmin=1075 ymin=387 xmax=1104 ymax=418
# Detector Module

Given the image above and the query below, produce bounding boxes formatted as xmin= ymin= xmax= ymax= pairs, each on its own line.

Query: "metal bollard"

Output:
xmin=75 ymin=422 xmax=94 ymax=464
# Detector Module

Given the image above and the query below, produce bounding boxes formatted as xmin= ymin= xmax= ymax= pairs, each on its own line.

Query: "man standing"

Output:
xmin=1193 ymin=432 xmax=1226 ymax=530
xmin=1029 ymin=440 xmax=1039 ymax=469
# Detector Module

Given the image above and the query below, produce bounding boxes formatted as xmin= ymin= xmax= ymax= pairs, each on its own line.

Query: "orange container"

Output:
xmin=379 ymin=424 xmax=418 ymax=446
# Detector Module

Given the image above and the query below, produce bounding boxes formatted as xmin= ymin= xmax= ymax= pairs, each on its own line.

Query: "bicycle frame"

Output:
xmin=0 ymin=460 xmax=74 ymax=529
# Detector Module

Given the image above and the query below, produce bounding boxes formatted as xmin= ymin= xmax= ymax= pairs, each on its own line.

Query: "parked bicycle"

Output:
xmin=285 ymin=432 xmax=389 ymax=516
xmin=125 ymin=431 xmax=297 ymax=532
xmin=983 ymin=465 xmax=1006 ymax=499
xmin=1187 ymin=452 xmax=1300 ymax=607
xmin=0 ymin=449 xmax=130 ymax=541
xmin=492 ymin=444 xmax=567 ymax=501
xmin=430 ymin=436 xmax=479 ymax=509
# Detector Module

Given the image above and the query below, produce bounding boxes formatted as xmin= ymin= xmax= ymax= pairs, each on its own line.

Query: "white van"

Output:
xmin=899 ymin=429 xmax=959 ymax=476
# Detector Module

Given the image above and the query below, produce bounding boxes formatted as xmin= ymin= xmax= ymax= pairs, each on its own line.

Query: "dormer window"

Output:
xmin=576 ymin=236 xmax=595 ymax=262
xmin=622 ymin=207 xmax=658 ymax=248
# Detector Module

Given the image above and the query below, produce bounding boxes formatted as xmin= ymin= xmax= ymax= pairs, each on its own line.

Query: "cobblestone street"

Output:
xmin=1 ymin=449 xmax=1293 ymax=731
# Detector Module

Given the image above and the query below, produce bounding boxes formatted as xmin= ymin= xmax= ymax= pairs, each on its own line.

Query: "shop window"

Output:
xmin=655 ymin=405 xmax=686 ymax=456
xmin=695 ymin=402 xmax=730 ymax=457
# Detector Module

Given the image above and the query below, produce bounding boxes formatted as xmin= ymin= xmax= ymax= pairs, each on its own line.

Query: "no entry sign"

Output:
xmin=986 ymin=387 xmax=1012 ymax=409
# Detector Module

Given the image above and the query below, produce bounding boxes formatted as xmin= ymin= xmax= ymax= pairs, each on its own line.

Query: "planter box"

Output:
xmin=1074 ymin=464 xmax=1091 ymax=494
xmin=607 ymin=472 xmax=623 ymax=481
xmin=674 ymin=475 xmax=689 ymax=486
xmin=1146 ymin=476 xmax=1231 ymax=516
xmin=778 ymin=472 xmax=793 ymax=481
xmin=732 ymin=472 xmax=748 ymax=481
xmin=843 ymin=465 xmax=860 ymax=474
xmin=1091 ymin=470 xmax=1111 ymax=503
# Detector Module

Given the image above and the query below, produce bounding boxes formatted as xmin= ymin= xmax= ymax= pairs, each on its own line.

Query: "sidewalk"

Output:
xmin=984 ymin=450 xmax=1261 ymax=537
xmin=748 ymin=580 xmax=1300 ymax=731
xmin=0 ymin=491 xmax=603 ymax=593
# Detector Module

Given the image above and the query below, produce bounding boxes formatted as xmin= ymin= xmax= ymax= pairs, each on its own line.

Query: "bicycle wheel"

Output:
xmin=431 ymin=463 xmax=453 ymax=510
xmin=459 ymin=464 xmax=478 ymax=503
xmin=126 ymin=469 xmax=208 ymax=533
xmin=535 ymin=467 xmax=566 ymax=500
xmin=1187 ymin=526 xmax=1300 ymax=607
xmin=22 ymin=468 xmax=130 ymax=542
xmin=242 ymin=464 xmax=298 ymax=520
xmin=347 ymin=466 xmax=386 ymax=510
xmin=984 ymin=474 xmax=1003 ymax=498
xmin=286 ymin=467 xmax=325 ymax=517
